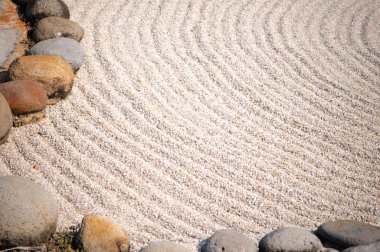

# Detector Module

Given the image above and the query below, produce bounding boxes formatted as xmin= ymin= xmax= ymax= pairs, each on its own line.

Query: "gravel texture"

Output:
xmin=0 ymin=0 xmax=379 ymax=251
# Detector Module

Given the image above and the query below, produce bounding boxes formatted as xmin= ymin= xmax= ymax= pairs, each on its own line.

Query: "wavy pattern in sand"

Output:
xmin=0 ymin=0 xmax=379 ymax=250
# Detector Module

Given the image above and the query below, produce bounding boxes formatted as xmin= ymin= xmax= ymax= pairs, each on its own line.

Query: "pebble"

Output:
xmin=8 ymin=55 xmax=74 ymax=104
xmin=79 ymin=214 xmax=131 ymax=252
xmin=29 ymin=37 xmax=85 ymax=72
xmin=203 ymin=229 xmax=258 ymax=252
xmin=0 ymin=176 xmax=58 ymax=248
xmin=26 ymin=0 xmax=70 ymax=22
xmin=259 ymin=227 xmax=323 ymax=252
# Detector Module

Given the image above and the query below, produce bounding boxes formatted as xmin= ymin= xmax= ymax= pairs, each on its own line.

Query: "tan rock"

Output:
xmin=8 ymin=55 xmax=74 ymax=104
xmin=79 ymin=215 xmax=131 ymax=252
xmin=0 ymin=93 xmax=12 ymax=144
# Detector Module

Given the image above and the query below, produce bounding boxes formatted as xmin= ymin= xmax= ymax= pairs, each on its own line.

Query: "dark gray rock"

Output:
xmin=259 ymin=227 xmax=323 ymax=252
xmin=26 ymin=0 xmax=70 ymax=22
xmin=32 ymin=16 xmax=84 ymax=43
xmin=28 ymin=37 xmax=85 ymax=72
xmin=203 ymin=229 xmax=258 ymax=252
xmin=0 ymin=93 xmax=12 ymax=144
xmin=342 ymin=241 xmax=380 ymax=252
xmin=0 ymin=29 xmax=18 ymax=66
xmin=316 ymin=220 xmax=380 ymax=249
xmin=0 ymin=176 xmax=58 ymax=248
xmin=140 ymin=241 xmax=192 ymax=252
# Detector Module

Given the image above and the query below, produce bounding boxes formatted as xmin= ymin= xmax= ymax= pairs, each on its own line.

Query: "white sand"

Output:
xmin=1 ymin=0 xmax=379 ymax=250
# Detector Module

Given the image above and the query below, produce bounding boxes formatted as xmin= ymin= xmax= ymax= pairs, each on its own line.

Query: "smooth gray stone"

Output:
xmin=0 ymin=176 xmax=58 ymax=248
xmin=203 ymin=229 xmax=258 ymax=252
xmin=28 ymin=37 xmax=85 ymax=72
xmin=259 ymin=227 xmax=323 ymax=252
xmin=316 ymin=220 xmax=380 ymax=249
xmin=140 ymin=241 xmax=192 ymax=252
xmin=342 ymin=241 xmax=380 ymax=252
xmin=0 ymin=29 xmax=18 ymax=66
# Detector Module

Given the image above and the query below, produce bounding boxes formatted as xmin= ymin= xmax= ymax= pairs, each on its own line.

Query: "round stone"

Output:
xmin=8 ymin=55 xmax=74 ymax=104
xmin=32 ymin=16 xmax=84 ymax=43
xmin=203 ymin=229 xmax=258 ymax=252
xmin=140 ymin=241 xmax=192 ymax=252
xmin=259 ymin=227 xmax=323 ymax=252
xmin=342 ymin=241 xmax=380 ymax=252
xmin=26 ymin=0 xmax=70 ymax=22
xmin=29 ymin=37 xmax=85 ymax=72
xmin=0 ymin=80 xmax=47 ymax=115
xmin=316 ymin=220 xmax=380 ymax=249
xmin=0 ymin=93 xmax=12 ymax=144
xmin=0 ymin=176 xmax=58 ymax=248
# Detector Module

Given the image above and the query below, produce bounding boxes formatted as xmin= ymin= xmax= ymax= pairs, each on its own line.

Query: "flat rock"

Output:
xmin=26 ymin=0 xmax=70 ymax=22
xmin=203 ymin=229 xmax=258 ymax=252
xmin=0 ymin=93 xmax=12 ymax=144
xmin=259 ymin=227 xmax=323 ymax=252
xmin=29 ymin=37 xmax=85 ymax=72
xmin=0 ymin=29 xmax=18 ymax=66
xmin=8 ymin=55 xmax=74 ymax=104
xmin=316 ymin=220 xmax=380 ymax=249
xmin=79 ymin=214 xmax=131 ymax=252
xmin=32 ymin=16 xmax=84 ymax=43
xmin=342 ymin=241 xmax=380 ymax=252
xmin=0 ymin=176 xmax=58 ymax=248
xmin=140 ymin=241 xmax=192 ymax=252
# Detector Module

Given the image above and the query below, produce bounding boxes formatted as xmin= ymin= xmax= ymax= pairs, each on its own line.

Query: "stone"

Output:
xmin=0 ymin=80 xmax=47 ymax=126
xmin=0 ymin=176 xmax=58 ymax=248
xmin=12 ymin=0 xmax=32 ymax=6
xmin=32 ymin=16 xmax=84 ymax=43
xmin=79 ymin=214 xmax=131 ymax=252
xmin=203 ymin=229 xmax=258 ymax=252
xmin=0 ymin=93 xmax=12 ymax=144
xmin=342 ymin=241 xmax=380 ymax=252
xmin=259 ymin=227 xmax=323 ymax=252
xmin=316 ymin=220 xmax=380 ymax=249
xmin=8 ymin=55 xmax=74 ymax=104
xmin=29 ymin=37 xmax=85 ymax=72
xmin=0 ymin=29 xmax=18 ymax=66
xmin=140 ymin=241 xmax=192 ymax=252
xmin=26 ymin=0 xmax=70 ymax=22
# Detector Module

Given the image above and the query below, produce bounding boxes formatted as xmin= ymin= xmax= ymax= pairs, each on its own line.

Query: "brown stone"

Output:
xmin=0 ymin=93 xmax=12 ymax=144
xmin=32 ymin=16 xmax=84 ymax=43
xmin=79 ymin=215 xmax=130 ymax=252
xmin=26 ymin=0 xmax=70 ymax=22
xmin=0 ymin=80 xmax=47 ymax=115
xmin=8 ymin=55 xmax=74 ymax=104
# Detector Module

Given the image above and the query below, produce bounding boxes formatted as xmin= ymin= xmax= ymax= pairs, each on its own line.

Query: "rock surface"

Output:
xmin=0 ymin=29 xmax=18 ymax=66
xmin=0 ymin=176 xmax=58 ymax=248
xmin=8 ymin=55 xmax=74 ymax=103
xmin=140 ymin=241 xmax=192 ymax=252
xmin=259 ymin=227 xmax=323 ymax=252
xmin=26 ymin=0 xmax=70 ymax=22
xmin=29 ymin=37 xmax=85 ymax=72
xmin=79 ymin=214 xmax=131 ymax=252
xmin=12 ymin=0 xmax=32 ymax=5
xmin=316 ymin=220 xmax=380 ymax=249
xmin=32 ymin=16 xmax=84 ymax=43
xmin=0 ymin=80 xmax=47 ymax=115
xmin=203 ymin=229 xmax=258 ymax=252
xmin=0 ymin=93 xmax=12 ymax=144
xmin=342 ymin=241 xmax=380 ymax=252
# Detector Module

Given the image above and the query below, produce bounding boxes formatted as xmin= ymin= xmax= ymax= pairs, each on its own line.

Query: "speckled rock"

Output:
xmin=26 ymin=0 xmax=70 ymax=22
xmin=32 ymin=16 xmax=84 ymax=43
xmin=316 ymin=220 xmax=380 ymax=249
xmin=203 ymin=229 xmax=258 ymax=252
xmin=79 ymin=214 xmax=130 ymax=252
xmin=259 ymin=227 xmax=323 ymax=252
xmin=29 ymin=37 xmax=85 ymax=72
xmin=140 ymin=241 xmax=192 ymax=252
xmin=0 ymin=176 xmax=58 ymax=248
xmin=342 ymin=241 xmax=380 ymax=252
xmin=0 ymin=93 xmax=12 ymax=144
xmin=8 ymin=55 xmax=74 ymax=104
